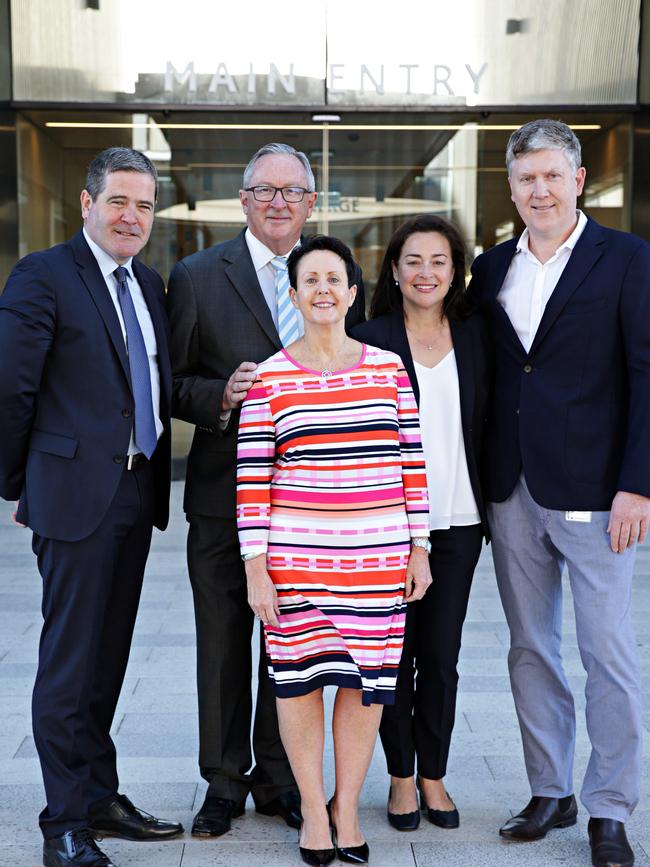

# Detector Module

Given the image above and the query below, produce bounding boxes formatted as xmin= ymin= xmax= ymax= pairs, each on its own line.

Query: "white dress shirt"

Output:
xmin=497 ymin=210 xmax=588 ymax=352
xmin=245 ymin=228 xmax=304 ymax=338
xmin=83 ymin=228 xmax=163 ymax=454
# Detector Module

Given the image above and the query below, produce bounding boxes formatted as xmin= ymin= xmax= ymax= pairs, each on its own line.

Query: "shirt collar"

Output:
xmin=245 ymin=228 xmax=300 ymax=271
xmin=516 ymin=210 xmax=588 ymax=260
xmin=83 ymin=228 xmax=135 ymax=281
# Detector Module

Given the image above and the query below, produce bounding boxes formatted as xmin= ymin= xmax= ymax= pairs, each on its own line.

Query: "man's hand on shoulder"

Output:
xmin=607 ymin=491 xmax=650 ymax=553
xmin=222 ymin=361 xmax=258 ymax=411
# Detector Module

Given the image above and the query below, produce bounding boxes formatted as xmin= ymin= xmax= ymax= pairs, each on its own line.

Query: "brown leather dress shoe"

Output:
xmin=588 ymin=818 xmax=634 ymax=867
xmin=88 ymin=793 xmax=183 ymax=841
xmin=499 ymin=795 xmax=578 ymax=841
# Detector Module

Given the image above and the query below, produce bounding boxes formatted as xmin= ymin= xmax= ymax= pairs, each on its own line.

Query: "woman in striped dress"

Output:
xmin=236 ymin=235 xmax=431 ymax=866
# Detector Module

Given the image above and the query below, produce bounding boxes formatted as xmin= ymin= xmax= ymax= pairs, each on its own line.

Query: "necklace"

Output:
xmin=295 ymin=336 xmax=352 ymax=377
xmin=405 ymin=320 xmax=448 ymax=351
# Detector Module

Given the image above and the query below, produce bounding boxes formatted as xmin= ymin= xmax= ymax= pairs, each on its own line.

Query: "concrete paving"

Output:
xmin=1 ymin=481 xmax=648 ymax=867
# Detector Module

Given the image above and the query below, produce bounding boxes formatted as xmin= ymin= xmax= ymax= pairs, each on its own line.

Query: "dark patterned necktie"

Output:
xmin=114 ymin=266 xmax=158 ymax=458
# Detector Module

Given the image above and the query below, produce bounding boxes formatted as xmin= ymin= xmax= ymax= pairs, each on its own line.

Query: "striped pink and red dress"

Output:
xmin=236 ymin=344 xmax=428 ymax=706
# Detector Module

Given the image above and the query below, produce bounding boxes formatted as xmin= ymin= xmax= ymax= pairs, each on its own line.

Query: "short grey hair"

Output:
xmin=85 ymin=147 xmax=158 ymax=200
xmin=242 ymin=143 xmax=316 ymax=192
xmin=505 ymin=119 xmax=582 ymax=176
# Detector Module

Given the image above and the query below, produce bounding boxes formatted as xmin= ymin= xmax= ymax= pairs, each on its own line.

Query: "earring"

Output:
xmin=394 ymin=279 xmax=399 ymax=287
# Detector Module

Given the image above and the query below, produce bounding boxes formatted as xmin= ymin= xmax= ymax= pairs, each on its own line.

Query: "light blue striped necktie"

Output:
xmin=114 ymin=266 xmax=158 ymax=459
xmin=271 ymin=256 xmax=299 ymax=346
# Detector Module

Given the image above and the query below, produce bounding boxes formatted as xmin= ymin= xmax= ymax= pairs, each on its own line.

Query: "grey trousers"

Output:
xmin=488 ymin=476 xmax=642 ymax=821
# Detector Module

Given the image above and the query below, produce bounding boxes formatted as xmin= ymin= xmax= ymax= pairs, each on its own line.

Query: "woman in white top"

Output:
xmin=351 ymin=215 xmax=491 ymax=831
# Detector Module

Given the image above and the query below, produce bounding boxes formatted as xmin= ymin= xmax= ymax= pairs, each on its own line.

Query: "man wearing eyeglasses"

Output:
xmin=167 ymin=142 xmax=365 ymax=839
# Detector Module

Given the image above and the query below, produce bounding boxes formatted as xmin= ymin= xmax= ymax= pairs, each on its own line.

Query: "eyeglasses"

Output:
xmin=244 ymin=185 xmax=311 ymax=203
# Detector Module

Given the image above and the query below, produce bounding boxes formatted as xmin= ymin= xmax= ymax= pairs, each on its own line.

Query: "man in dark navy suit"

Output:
xmin=471 ymin=120 xmax=650 ymax=867
xmin=0 ymin=148 xmax=182 ymax=866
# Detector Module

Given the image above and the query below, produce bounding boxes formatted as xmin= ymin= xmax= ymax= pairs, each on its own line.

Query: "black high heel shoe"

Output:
xmin=298 ymin=821 xmax=335 ymax=866
xmin=327 ymin=799 xmax=370 ymax=864
xmin=387 ymin=785 xmax=420 ymax=831
xmin=417 ymin=778 xmax=459 ymax=829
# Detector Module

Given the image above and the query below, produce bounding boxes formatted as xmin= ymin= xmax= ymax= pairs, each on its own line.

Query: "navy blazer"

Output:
xmin=0 ymin=230 xmax=172 ymax=541
xmin=350 ymin=309 xmax=491 ymax=539
xmin=469 ymin=217 xmax=650 ymax=510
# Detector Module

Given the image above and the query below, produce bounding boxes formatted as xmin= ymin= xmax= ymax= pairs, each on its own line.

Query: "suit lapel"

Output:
xmin=529 ymin=218 xmax=605 ymax=354
xmin=388 ymin=310 xmax=420 ymax=405
xmin=450 ymin=318 xmax=475 ymax=432
xmin=70 ymin=231 xmax=131 ymax=384
xmin=224 ymin=231 xmax=281 ymax=351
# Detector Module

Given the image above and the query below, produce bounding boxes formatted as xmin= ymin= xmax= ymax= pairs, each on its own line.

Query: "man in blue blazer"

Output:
xmin=0 ymin=148 xmax=182 ymax=866
xmin=470 ymin=120 xmax=649 ymax=867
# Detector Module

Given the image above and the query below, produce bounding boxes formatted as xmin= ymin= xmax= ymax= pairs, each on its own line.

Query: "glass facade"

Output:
xmin=12 ymin=108 xmax=635 ymax=282
xmin=2 ymin=0 xmax=649 ymax=464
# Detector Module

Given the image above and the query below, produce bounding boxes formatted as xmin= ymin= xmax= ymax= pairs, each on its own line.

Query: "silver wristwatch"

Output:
xmin=411 ymin=537 xmax=432 ymax=554
xmin=242 ymin=552 xmax=262 ymax=561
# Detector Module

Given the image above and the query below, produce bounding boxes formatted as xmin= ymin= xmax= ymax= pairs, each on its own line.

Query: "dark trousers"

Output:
xmin=31 ymin=463 xmax=154 ymax=839
xmin=187 ymin=515 xmax=295 ymax=805
xmin=380 ymin=523 xmax=483 ymax=780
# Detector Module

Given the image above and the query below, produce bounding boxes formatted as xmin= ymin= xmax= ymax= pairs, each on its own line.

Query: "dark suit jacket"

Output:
xmin=0 ymin=230 xmax=172 ymax=540
xmin=469 ymin=217 xmax=650 ymax=510
xmin=350 ymin=309 xmax=491 ymax=539
xmin=167 ymin=228 xmax=365 ymax=518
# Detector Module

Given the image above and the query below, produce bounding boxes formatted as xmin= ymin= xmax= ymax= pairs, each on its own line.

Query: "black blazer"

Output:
xmin=350 ymin=308 xmax=490 ymax=539
xmin=0 ymin=230 xmax=172 ymax=540
xmin=469 ymin=217 xmax=650 ymax=510
xmin=167 ymin=229 xmax=365 ymax=518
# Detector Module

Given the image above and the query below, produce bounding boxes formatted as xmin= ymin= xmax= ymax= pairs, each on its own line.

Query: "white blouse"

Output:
xmin=414 ymin=352 xmax=480 ymax=531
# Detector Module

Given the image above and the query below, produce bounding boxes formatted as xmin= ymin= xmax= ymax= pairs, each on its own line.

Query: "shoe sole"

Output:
xmin=500 ymin=816 xmax=577 ymax=842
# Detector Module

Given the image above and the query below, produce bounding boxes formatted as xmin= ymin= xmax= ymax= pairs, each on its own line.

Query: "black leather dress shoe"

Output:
xmin=588 ymin=818 xmax=634 ymax=867
xmin=191 ymin=794 xmax=245 ymax=837
xmin=43 ymin=829 xmax=117 ymax=866
xmin=417 ymin=779 xmax=459 ymax=829
xmin=88 ymin=794 xmax=183 ymax=841
xmin=499 ymin=795 xmax=578 ymax=841
xmin=387 ymin=786 xmax=420 ymax=831
xmin=256 ymin=790 xmax=302 ymax=829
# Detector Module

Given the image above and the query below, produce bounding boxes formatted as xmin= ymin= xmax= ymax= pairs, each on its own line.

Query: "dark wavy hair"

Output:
xmin=287 ymin=234 xmax=356 ymax=289
xmin=370 ymin=215 xmax=473 ymax=320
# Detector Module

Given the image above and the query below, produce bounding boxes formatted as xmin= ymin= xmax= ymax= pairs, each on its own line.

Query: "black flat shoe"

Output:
xmin=417 ymin=779 xmax=459 ymax=829
xmin=327 ymin=799 xmax=369 ymax=864
xmin=88 ymin=794 xmax=183 ymax=841
xmin=588 ymin=818 xmax=634 ymax=867
xmin=191 ymin=794 xmax=245 ymax=837
xmin=256 ymin=790 xmax=302 ymax=829
xmin=499 ymin=795 xmax=577 ymax=841
xmin=387 ymin=786 xmax=420 ymax=831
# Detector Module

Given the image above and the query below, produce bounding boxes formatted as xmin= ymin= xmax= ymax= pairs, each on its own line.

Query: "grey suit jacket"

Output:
xmin=167 ymin=229 xmax=365 ymax=517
